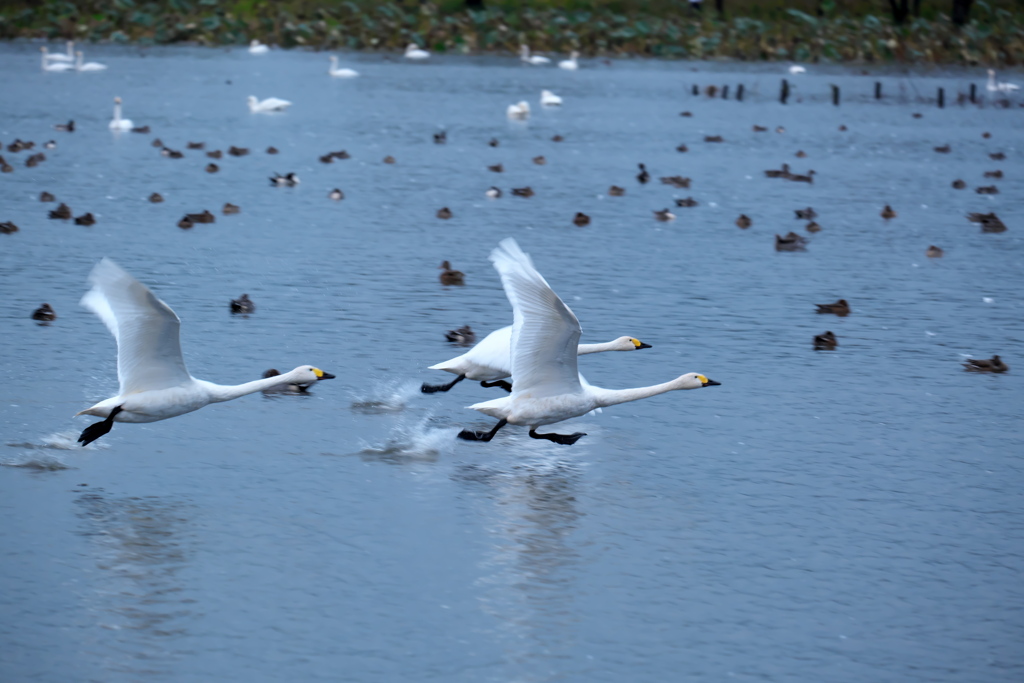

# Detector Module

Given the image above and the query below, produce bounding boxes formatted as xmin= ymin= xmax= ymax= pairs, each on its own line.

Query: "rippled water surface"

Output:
xmin=1 ymin=45 xmax=1023 ymax=682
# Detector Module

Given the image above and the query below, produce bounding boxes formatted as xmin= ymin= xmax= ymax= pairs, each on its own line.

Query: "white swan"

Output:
xmin=457 ymin=239 xmax=719 ymax=445
xmin=404 ymin=44 xmax=430 ymax=60
xmin=507 ymin=100 xmax=531 ymax=120
xmin=247 ymin=95 xmax=292 ymax=112
xmin=987 ymin=69 xmax=1020 ymax=93
xmin=520 ymin=45 xmax=550 ymax=65
xmin=558 ymin=51 xmax=579 ymax=71
xmin=540 ymin=89 xmax=562 ymax=106
xmin=788 ymin=65 xmax=806 ymax=74
xmin=40 ymin=47 xmax=74 ymax=72
xmin=74 ymin=259 xmax=334 ymax=446
xmin=109 ymin=97 xmax=133 ymax=131
xmin=75 ymin=51 xmax=107 ymax=71
xmin=249 ymin=39 xmax=270 ymax=54
xmin=423 ymin=325 xmax=651 ymax=394
xmin=328 ymin=56 xmax=359 ymax=78
xmin=44 ymin=41 xmax=74 ymax=62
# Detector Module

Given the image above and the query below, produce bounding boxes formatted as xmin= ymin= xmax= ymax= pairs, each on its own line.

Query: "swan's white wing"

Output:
xmin=261 ymin=97 xmax=291 ymax=110
xmin=490 ymin=238 xmax=582 ymax=398
xmin=81 ymin=258 xmax=191 ymax=395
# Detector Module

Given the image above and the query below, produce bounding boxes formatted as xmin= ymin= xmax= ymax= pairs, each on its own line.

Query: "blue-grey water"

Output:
xmin=1 ymin=44 xmax=1022 ymax=682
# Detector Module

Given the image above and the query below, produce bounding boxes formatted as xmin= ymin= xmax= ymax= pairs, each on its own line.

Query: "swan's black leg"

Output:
xmin=78 ymin=405 xmax=123 ymax=447
xmin=458 ymin=419 xmax=507 ymax=442
xmin=480 ymin=379 xmax=513 ymax=393
xmin=529 ymin=427 xmax=587 ymax=445
xmin=421 ymin=374 xmax=466 ymax=394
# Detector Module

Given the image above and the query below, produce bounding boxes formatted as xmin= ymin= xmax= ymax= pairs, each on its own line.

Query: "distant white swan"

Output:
xmin=507 ymin=100 xmax=531 ymax=120
xmin=788 ymin=65 xmax=806 ymax=74
xmin=44 ymin=41 xmax=74 ymax=62
xmin=520 ymin=45 xmax=550 ymax=65
xmin=558 ymin=51 xmax=579 ymax=70
xmin=423 ymin=325 xmax=651 ymax=394
xmin=457 ymin=239 xmax=719 ymax=445
xmin=74 ymin=259 xmax=334 ymax=446
xmin=249 ymin=39 xmax=270 ymax=54
xmin=109 ymin=97 xmax=133 ymax=131
xmin=404 ymin=44 xmax=430 ymax=60
xmin=40 ymin=47 xmax=74 ymax=72
xmin=247 ymin=95 xmax=292 ymax=112
xmin=540 ymin=89 xmax=562 ymax=106
xmin=987 ymin=69 xmax=1020 ymax=93
xmin=328 ymin=56 xmax=359 ymax=78
xmin=75 ymin=51 xmax=107 ymax=71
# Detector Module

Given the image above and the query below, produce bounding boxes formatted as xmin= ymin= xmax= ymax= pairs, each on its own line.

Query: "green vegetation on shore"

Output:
xmin=2 ymin=1 xmax=1022 ymax=65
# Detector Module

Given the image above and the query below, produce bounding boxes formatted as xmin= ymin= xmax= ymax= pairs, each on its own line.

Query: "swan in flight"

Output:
xmin=109 ymin=97 xmax=133 ymax=131
xmin=987 ymin=69 xmax=1020 ymax=93
xmin=540 ymin=89 xmax=562 ymax=106
xmin=558 ymin=51 xmax=579 ymax=71
xmin=457 ymin=239 xmax=719 ymax=445
xmin=328 ymin=56 xmax=359 ymax=78
xmin=404 ymin=44 xmax=430 ymax=60
xmin=44 ymin=41 xmax=74 ymax=62
xmin=423 ymin=325 xmax=651 ymax=394
xmin=75 ymin=259 xmax=334 ymax=446
xmin=75 ymin=51 xmax=107 ymax=71
xmin=248 ymin=95 xmax=292 ymax=112
xmin=40 ymin=48 xmax=73 ymax=72
xmin=249 ymin=39 xmax=270 ymax=54
xmin=520 ymin=45 xmax=550 ymax=65
xmin=788 ymin=65 xmax=806 ymax=74
xmin=507 ymin=101 xmax=531 ymax=120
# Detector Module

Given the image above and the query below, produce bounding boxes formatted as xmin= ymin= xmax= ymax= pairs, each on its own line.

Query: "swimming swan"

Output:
xmin=249 ymin=39 xmax=270 ymax=54
xmin=558 ymin=51 xmax=579 ymax=70
xmin=520 ymin=45 xmax=550 ymax=65
xmin=507 ymin=101 xmax=531 ymax=120
xmin=74 ymin=259 xmax=334 ymax=446
xmin=422 ymin=325 xmax=651 ymax=393
xmin=40 ymin=48 xmax=74 ymax=72
xmin=540 ymin=89 xmax=562 ymax=106
xmin=44 ymin=41 xmax=75 ymax=62
xmin=75 ymin=51 xmax=107 ymax=71
xmin=457 ymin=239 xmax=718 ymax=444
xmin=328 ymin=56 xmax=359 ymax=78
xmin=987 ymin=69 xmax=1020 ymax=93
xmin=248 ymin=96 xmax=292 ymax=113
xmin=404 ymin=44 xmax=430 ymax=60
xmin=109 ymin=97 xmax=133 ymax=131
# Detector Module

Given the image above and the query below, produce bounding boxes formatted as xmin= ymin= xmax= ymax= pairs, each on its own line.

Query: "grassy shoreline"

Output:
xmin=2 ymin=1 xmax=1022 ymax=66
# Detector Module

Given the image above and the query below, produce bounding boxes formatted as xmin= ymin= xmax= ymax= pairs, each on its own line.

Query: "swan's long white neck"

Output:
xmin=113 ymin=101 xmax=123 ymax=124
xmin=205 ymin=371 xmax=304 ymax=402
xmin=76 ymin=53 xmax=83 ymax=69
xmin=577 ymin=339 xmax=627 ymax=354
xmin=588 ymin=379 xmax=688 ymax=408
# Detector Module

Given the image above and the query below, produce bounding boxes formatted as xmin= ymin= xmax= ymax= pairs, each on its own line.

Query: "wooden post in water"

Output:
xmin=780 ymin=79 xmax=790 ymax=104
xmin=875 ymin=82 xmax=882 ymax=99
xmin=831 ymin=84 xmax=840 ymax=106
xmin=969 ymin=83 xmax=977 ymax=103
xmin=722 ymin=85 xmax=729 ymax=99
xmin=692 ymin=84 xmax=699 ymax=96
xmin=938 ymin=87 xmax=945 ymax=108
xmin=737 ymin=84 xmax=744 ymax=101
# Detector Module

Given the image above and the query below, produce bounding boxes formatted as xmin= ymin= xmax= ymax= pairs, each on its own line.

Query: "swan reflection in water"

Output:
xmin=454 ymin=457 xmax=584 ymax=666
xmin=74 ymin=491 xmax=196 ymax=674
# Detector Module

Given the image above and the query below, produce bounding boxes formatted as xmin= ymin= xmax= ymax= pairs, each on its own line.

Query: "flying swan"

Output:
xmin=457 ymin=239 xmax=719 ymax=445
xmin=109 ymin=97 xmax=133 ymax=131
xmin=328 ymin=56 xmax=359 ymax=78
xmin=75 ymin=259 xmax=334 ymax=446
xmin=248 ymin=95 xmax=292 ymax=112
xmin=422 ymin=325 xmax=651 ymax=394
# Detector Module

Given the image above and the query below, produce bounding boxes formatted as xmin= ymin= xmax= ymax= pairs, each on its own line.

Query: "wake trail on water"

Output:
xmin=2 ymin=429 xmax=108 ymax=470
xmin=349 ymin=379 xmax=421 ymax=414
xmin=358 ymin=417 xmax=456 ymax=459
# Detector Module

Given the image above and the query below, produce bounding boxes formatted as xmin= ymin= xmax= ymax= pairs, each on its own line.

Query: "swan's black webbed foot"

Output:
xmin=421 ymin=374 xmax=466 ymax=394
xmin=480 ymin=379 xmax=513 ymax=392
xmin=78 ymin=405 xmax=123 ymax=447
xmin=529 ymin=428 xmax=587 ymax=445
xmin=457 ymin=419 xmax=507 ymax=442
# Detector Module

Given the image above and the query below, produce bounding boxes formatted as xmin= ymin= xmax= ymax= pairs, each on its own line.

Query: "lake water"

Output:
xmin=1 ymin=44 xmax=1022 ymax=682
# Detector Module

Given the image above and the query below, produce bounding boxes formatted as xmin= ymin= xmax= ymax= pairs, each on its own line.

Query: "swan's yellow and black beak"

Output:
xmin=631 ymin=338 xmax=653 ymax=350
xmin=313 ymin=368 xmax=336 ymax=380
xmin=697 ymin=375 xmax=721 ymax=387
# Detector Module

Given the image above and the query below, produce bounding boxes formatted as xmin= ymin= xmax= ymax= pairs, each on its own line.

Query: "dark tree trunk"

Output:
xmin=951 ymin=0 xmax=974 ymax=25
xmin=913 ymin=0 xmax=922 ymax=15
xmin=888 ymin=0 xmax=910 ymax=24
xmin=715 ymin=0 xmax=725 ymax=19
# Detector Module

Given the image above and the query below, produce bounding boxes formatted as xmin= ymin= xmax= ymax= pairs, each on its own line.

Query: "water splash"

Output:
xmin=7 ymin=430 xmax=105 ymax=451
xmin=349 ymin=379 xmax=420 ymax=414
xmin=1 ymin=453 xmax=73 ymax=471
xmin=358 ymin=418 xmax=456 ymax=461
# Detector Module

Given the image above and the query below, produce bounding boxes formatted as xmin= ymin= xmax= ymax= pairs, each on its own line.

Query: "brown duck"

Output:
xmin=31 ymin=303 xmax=56 ymax=321
xmin=436 ymin=207 xmax=452 ymax=220
xmin=487 ymin=163 xmax=503 ymax=173
xmin=636 ymin=163 xmax=650 ymax=184
xmin=976 ymin=185 xmax=999 ymax=194
xmin=149 ymin=192 xmax=164 ymax=203
xmin=573 ymin=212 xmax=591 ymax=227
xmin=983 ymin=170 xmax=1003 ymax=179
xmin=675 ymin=197 xmax=698 ymax=208
xmin=445 ymin=325 xmax=475 ymax=345
xmin=74 ymin=213 xmax=96 ymax=226
xmin=207 ymin=150 xmax=223 ymax=159
xmin=439 ymin=261 xmax=464 ymax=286
xmin=926 ymin=245 xmax=944 ymax=258
xmin=231 ymin=294 xmax=255 ymax=314
xmin=813 ymin=331 xmax=837 ymax=350
xmin=186 ymin=210 xmax=215 ymax=224
xmin=511 ymin=187 xmax=534 ymax=198
xmin=660 ymin=176 xmax=691 ymax=189
xmin=962 ymin=355 xmax=1008 ymax=373
xmin=48 ymin=203 xmax=72 ymax=220
xmin=951 ymin=179 xmax=966 ymax=189
xmin=40 ymin=191 xmax=55 ymax=202
xmin=223 ymin=203 xmax=241 ymax=215
xmin=608 ymin=185 xmax=625 ymax=196
xmin=881 ymin=205 xmax=897 ymax=220
xmin=805 ymin=221 xmax=822 ymax=233
xmin=735 ymin=214 xmax=752 ymax=229
xmin=795 ymin=207 xmax=817 ymax=220
xmin=816 ymin=299 xmax=850 ymax=316
xmin=532 ymin=156 xmax=546 ymax=165
xmin=775 ymin=232 xmax=807 ymax=251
